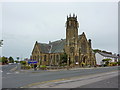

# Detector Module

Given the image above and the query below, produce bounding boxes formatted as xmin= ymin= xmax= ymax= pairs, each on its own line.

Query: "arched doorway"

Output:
xmin=81 ymin=55 xmax=87 ymax=67
xmin=83 ymin=56 xmax=86 ymax=63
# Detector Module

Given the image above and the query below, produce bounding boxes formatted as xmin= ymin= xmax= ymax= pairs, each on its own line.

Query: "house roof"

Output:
xmin=97 ymin=52 xmax=118 ymax=58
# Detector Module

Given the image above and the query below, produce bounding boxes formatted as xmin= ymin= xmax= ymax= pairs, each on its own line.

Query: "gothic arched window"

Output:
xmin=44 ymin=55 xmax=47 ymax=61
xmin=37 ymin=55 xmax=39 ymax=62
xmin=70 ymin=47 xmax=74 ymax=53
xmin=81 ymin=40 xmax=87 ymax=54
xmin=69 ymin=21 xmax=71 ymax=26
xmin=56 ymin=55 xmax=59 ymax=62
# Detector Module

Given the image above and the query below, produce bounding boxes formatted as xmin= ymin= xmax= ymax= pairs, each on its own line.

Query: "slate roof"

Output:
xmin=78 ymin=34 xmax=82 ymax=39
xmin=38 ymin=39 xmax=66 ymax=53
xmin=37 ymin=34 xmax=84 ymax=54
xmin=38 ymin=43 xmax=50 ymax=53
xmin=98 ymin=52 xmax=118 ymax=58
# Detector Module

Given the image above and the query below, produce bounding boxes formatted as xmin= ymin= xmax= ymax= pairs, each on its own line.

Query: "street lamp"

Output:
xmin=79 ymin=47 xmax=82 ymax=67
xmin=67 ymin=40 xmax=70 ymax=70
xmin=67 ymin=55 xmax=69 ymax=70
xmin=0 ymin=40 xmax=3 ymax=47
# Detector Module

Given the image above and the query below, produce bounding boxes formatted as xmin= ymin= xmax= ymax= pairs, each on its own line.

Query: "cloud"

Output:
xmin=1 ymin=2 xmax=118 ymax=59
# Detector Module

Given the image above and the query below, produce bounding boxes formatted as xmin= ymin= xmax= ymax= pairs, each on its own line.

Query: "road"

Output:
xmin=80 ymin=74 xmax=119 ymax=88
xmin=2 ymin=64 xmax=21 ymax=77
xmin=31 ymin=70 xmax=118 ymax=88
xmin=2 ymin=65 xmax=119 ymax=88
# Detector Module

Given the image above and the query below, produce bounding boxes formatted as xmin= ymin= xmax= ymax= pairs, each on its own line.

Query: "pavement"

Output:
xmin=19 ymin=66 xmax=110 ymax=73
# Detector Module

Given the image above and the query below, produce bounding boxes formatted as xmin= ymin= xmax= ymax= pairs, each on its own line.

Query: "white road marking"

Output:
xmin=6 ymin=73 xmax=12 ymax=74
xmin=0 ymin=70 xmax=3 ymax=72
xmin=15 ymin=72 xmax=19 ymax=74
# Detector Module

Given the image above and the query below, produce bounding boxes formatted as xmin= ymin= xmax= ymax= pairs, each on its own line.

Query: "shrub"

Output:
xmin=14 ymin=61 xmax=19 ymax=63
xmin=30 ymin=64 xmax=34 ymax=68
xmin=102 ymin=59 xmax=112 ymax=66
xmin=20 ymin=61 xmax=26 ymax=65
xmin=40 ymin=65 xmax=47 ymax=68
xmin=40 ymin=65 xmax=47 ymax=70
xmin=117 ymin=61 xmax=120 ymax=65
xmin=109 ymin=62 xmax=117 ymax=66
xmin=21 ymin=65 xmax=31 ymax=69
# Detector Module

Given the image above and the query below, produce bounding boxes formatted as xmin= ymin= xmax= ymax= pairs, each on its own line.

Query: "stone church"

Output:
xmin=30 ymin=14 xmax=96 ymax=67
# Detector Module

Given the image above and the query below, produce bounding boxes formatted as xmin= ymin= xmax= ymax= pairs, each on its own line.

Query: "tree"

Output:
xmin=16 ymin=57 xmax=20 ymax=63
xmin=1 ymin=56 xmax=8 ymax=64
xmin=9 ymin=56 xmax=14 ymax=63
xmin=102 ymin=58 xmax=112 ymax=66
xmin=60 ymin=53 xmax=68 ymax=65
xmin=93 ymin=49 xmax=101 ymax=53
xmin=20 ymin=61 xmax=26 ymax=65
xmin=0 ymin=57 xmax=2 ymax=63
xmin=14 ymin=60 xmax=19 ymax=63
xmin=16 ymin=57 xmax=19 ymax=61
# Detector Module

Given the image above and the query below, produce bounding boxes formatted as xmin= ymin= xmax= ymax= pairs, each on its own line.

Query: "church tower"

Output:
xmin=65 ymin=14 xmax=79 ymax=66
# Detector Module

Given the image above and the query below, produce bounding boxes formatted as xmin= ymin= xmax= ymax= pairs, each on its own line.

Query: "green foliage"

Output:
xmin=102 ymin=59 xmax=112 ymax=62
xmin=0 ymin=57 xmax=2 ymax=62
xmin=21 ymin=65 xmax=31 ymax=69
xmin=93 ymin=49 xmax=112 ymax=54
xmin=93 ymin=49 xmax=101 ymax=53
xmin=14 ymin=60 xmax=19 ymax=63
xmin=16 ymin=57 xmax=19 ymax=60
xmin=20 ymin=61 xmax=26 ymax=65
xmin=40 ymin=65 xmax=47 ymax=70
xmin=30 ymin=64 xmax=34 ymax=68
xmin=9 ymin=56 xmax=14 ymax=63
xmin=60 ymin=63 xmax=67 ymax=67
xmin=1 ymin=56 xmax=8 ymax=64
xmin=109 ymin=62 xmax=117 ymax=66
xmin=117 ymin=61 xmax=120 ymax=65
xmin=40 ymin=65 xmax=47 ymax=68
xmin=60 ymin=53 xmax=67 ymax=65
xmin=102 ymin=59 xmax=112 ymax=66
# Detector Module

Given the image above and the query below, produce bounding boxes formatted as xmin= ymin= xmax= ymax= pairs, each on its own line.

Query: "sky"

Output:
xmin=0 ymin=2 xmax=118 ymax=60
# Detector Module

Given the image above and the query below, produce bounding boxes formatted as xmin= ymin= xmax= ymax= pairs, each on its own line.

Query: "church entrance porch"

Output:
xmin=81 ymin=55 xmax=88 ymax=67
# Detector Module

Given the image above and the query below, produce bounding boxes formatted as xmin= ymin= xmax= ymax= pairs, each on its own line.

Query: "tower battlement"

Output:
xmin=67 ymin=13 xmax=77 ymax=20
xmin=66 ymin=14 xmax=79 ymax=28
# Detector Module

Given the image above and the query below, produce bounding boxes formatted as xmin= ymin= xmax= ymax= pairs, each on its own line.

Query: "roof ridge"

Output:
xmin=50 ymin=39 xmax=65 ymax=43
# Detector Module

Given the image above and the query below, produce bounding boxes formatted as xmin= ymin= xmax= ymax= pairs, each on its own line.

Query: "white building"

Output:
xmin=95 ymin=52 xmax=118 ymax=65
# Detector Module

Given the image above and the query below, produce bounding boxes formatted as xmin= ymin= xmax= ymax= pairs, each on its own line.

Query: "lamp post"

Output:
xmin=79 ymin=47 xmax=81 ymax=67
xmin=0 ymin=40 xmax=3 ymax=47
xmin=67 ymin=40 xmax=70 ymax=70
xmin=67 ymin=54 xmax=69 ymax=70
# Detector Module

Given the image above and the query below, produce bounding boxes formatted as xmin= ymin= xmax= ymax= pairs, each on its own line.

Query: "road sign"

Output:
xmin=28 ymin=61 xmax=37 ymax=64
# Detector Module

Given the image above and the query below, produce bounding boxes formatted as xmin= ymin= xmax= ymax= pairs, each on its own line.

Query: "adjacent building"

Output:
xmin=95 ymin=51 xmax=118 ymax=65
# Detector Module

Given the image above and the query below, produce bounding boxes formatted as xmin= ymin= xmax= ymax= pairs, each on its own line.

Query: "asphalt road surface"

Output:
xmin=80 ymin=74 xmax=119 ymax=88
xmin=2 ymin=64 xmax=21 ymax=76
xmin=30 ymin=70 xmax=118 ymax=88
xmin=2 ymin=66 xmax=119 ymax=88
